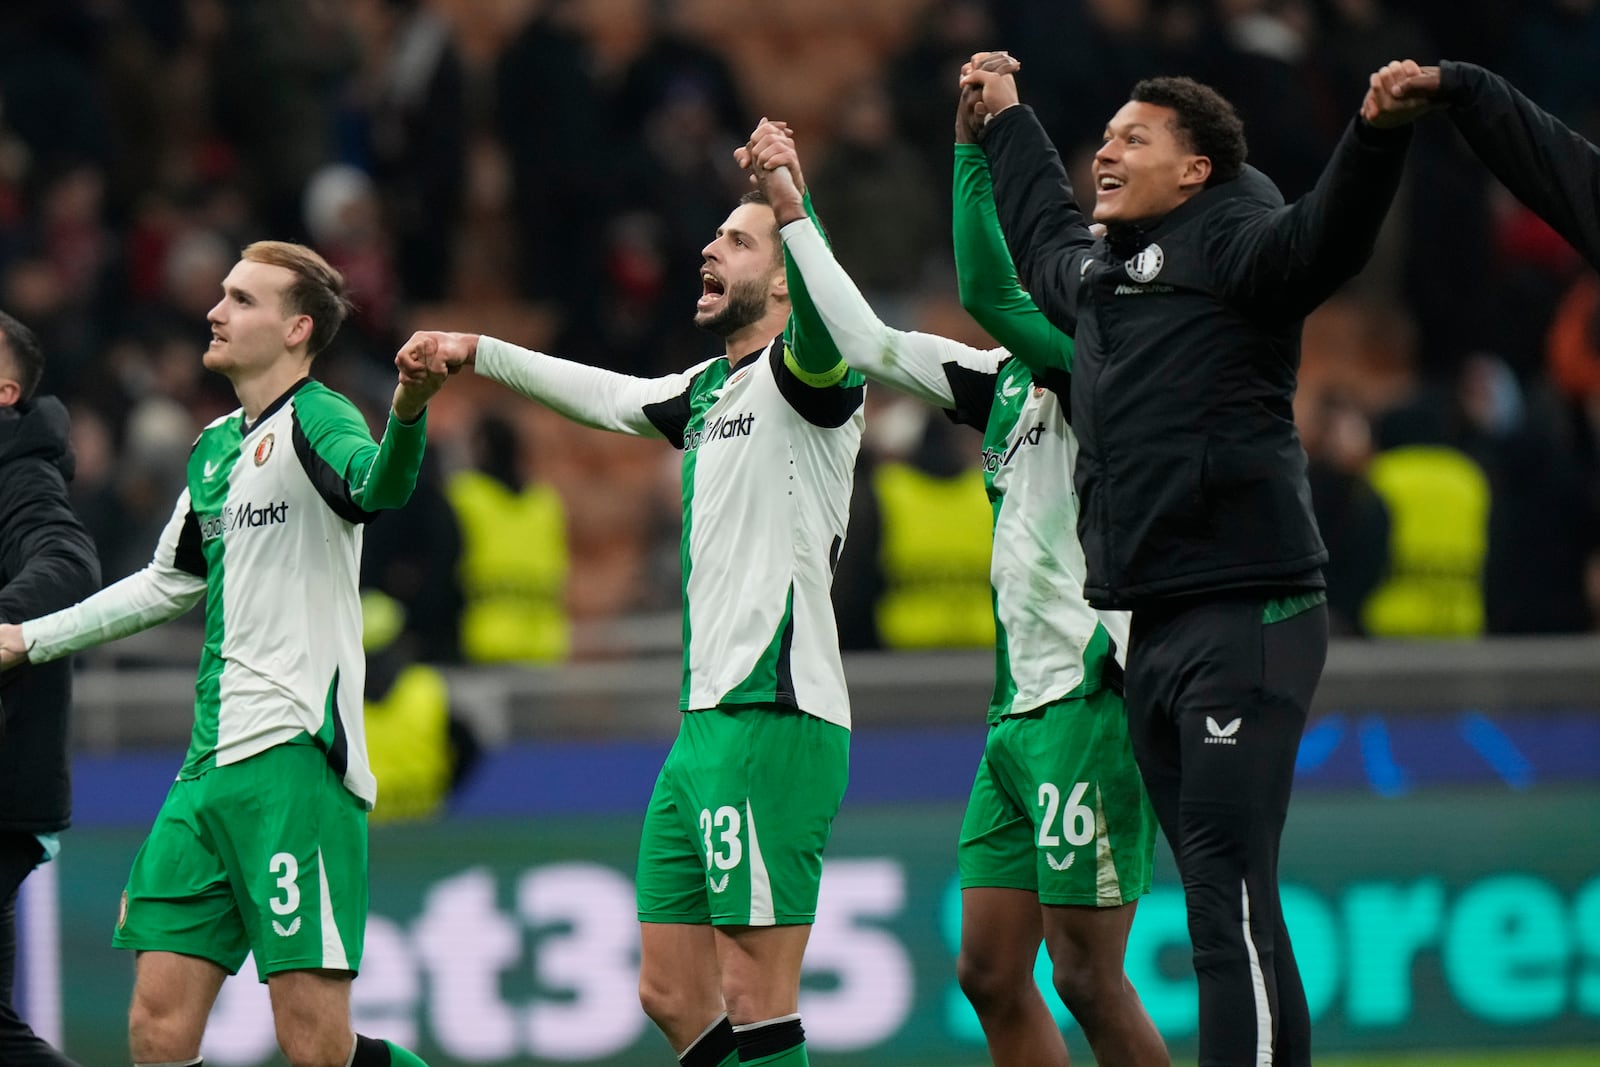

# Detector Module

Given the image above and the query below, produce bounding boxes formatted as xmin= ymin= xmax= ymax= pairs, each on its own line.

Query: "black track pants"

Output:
xmin=1127 ymin=597 xmax=1328 ymax=1067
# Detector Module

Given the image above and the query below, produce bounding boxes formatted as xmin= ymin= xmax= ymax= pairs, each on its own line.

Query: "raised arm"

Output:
xmin=1430 ymin=60 xmax=1600 ymax=271
xmin=398 ymin=331 xmax=707 ymax=440
xmin=782 ymin=217 xmax=1001 ymax=408
xmin=952 ymin=142 xmax=1074 ymax=375
xmin=963 ymin=57 xmax=1097 ymax=334
xmin=1 ymin=488 xmax=207 ymax=668
xmin=736 ymin=120 xmax=861 ymax=399
xmin=746 ymin=122 xmax=1002 ymax=411
xmin=1208 ymin=112 xmax=1411 ymax=320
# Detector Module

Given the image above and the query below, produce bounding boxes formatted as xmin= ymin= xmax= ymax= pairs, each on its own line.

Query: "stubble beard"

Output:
xmin=694 ymin=277 xmax=770 ymax=339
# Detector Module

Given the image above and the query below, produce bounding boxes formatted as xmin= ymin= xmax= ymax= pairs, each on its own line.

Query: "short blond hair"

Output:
xmin=241 ymin=240 xmax=354 ymax=357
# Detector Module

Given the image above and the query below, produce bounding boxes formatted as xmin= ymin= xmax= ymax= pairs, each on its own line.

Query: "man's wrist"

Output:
xmin=976 ymin=102 xmax=1025 ymax=144
xmin=392 ymin=397 xmax=429 ymax=425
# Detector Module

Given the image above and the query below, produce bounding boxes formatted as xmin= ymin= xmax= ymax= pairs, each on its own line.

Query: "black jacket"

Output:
xmin=1438 ymin=60 xmax=1600 ymax=271
xmin=982 ymin=105 xmax=1410 ymax=608
xmin=0 ymin=397 xmax=101 ymax=833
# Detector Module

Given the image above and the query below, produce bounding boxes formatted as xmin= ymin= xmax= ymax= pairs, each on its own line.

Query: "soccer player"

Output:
xmin=394 ymin=186 xmax=864 ymax=1067
xmin=962 ymin=56 xmax=1413 ymax=1065
xmin=0 ymin=242 xmax=446 ymax=1067
xmin=740 ymin=109 xmax=1166 ymax=1066
xmin=1364 ymin=58 xmax=1600 ymax=269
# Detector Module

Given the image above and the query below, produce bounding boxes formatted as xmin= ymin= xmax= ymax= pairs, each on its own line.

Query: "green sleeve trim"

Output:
xmin=952 ymin=144 xmax=1075 ymax=373
xmin=295 ymin=385 xmax=426 ymax=515
xmin=782 ymin=195 xmax=849 ymax=382
xmin=801 ymin=189 xmax=829 ymax=247
xmin=356 ymin=407 xmax=428 ymax=510
xmin=1263 ymin=590 xmax=1327 ymax=625
xmin=783 ymin=343 xmax=848 ymax=387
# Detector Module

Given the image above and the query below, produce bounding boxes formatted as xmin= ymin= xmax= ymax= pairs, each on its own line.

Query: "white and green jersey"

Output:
xmin=476 ymin=324 xmax=864 ymax=727
xmin=25 ymin=379 xmax=428 ymax=805
xmin=782 ymin=160 xmax=1128 ymax=724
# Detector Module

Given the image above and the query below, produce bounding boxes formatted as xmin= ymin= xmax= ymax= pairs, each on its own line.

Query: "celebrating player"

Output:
xmin=0 ymin=242 xmax=447 ymax=1067
xmin=394 ymin=181 xmax=865 ymax=1067
xmin=963 ymin=55 xmax=1413 ymax=1065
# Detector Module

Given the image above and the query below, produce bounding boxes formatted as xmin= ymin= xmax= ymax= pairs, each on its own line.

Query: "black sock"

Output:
xmin=349 ymin=1035 xmax=391 ymax=1067
xmin=732 ymin=1015 xmax=805 ymax=1062
xmin=680 ymin=1014 xmax=737 ymax=1067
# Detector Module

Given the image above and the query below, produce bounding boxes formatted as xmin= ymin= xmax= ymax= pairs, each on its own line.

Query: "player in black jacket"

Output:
xmin=0 ymin=310 xmax=99 ymax=1067
xmin=1374 ymin=58 xmax=1600 ymax=270
xmin=962 ymin=57 xmax=1413 ymax=1066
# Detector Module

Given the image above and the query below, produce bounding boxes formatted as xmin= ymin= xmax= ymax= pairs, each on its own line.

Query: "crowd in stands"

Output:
xmin=3 ymin=0 xmax=1597 ymax=659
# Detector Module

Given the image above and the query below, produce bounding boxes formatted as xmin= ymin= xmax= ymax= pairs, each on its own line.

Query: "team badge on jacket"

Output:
xmin=1124 ymin=244 xmax=1165 ymax=283
xmin=255 ymin=432 xmax=275 ymax=466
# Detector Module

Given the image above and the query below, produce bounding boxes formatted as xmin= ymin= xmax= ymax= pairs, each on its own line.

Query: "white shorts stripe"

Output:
xmin=745 ymin=799 xmax=774 ymax=926
xmin=317 ymin=848 xmax=349 ymax=970
xmin=1093 ymin=783 xmax=1122 ymax=905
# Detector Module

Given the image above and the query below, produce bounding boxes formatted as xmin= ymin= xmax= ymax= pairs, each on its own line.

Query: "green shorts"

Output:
xmin=958 ymin=686 xmax=1157 ymax=906
xmin=636 ymin=705 xmax=849 ymax=926
xmin=113 ymin=741 xmax=368 ymax=979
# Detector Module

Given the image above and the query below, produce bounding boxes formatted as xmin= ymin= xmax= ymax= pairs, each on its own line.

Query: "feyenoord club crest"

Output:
xmin=1124 ymin=243 xmax=1165 ymax=283
xmin=254 ymin=432 xmax=275 ymax=466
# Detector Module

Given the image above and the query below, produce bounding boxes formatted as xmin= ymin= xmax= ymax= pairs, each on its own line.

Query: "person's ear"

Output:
xmin=0 ymin=378 xmax=21 ymax=407
xmin=284 ymin=314 xmax=314 ymax=351
xmin=1182 ymin=154 xmax=1213 ymax=190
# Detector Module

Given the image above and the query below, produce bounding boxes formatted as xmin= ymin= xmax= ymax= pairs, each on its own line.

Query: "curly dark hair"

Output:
xmin=1129 ymin=76 xmax=1248 ymax=186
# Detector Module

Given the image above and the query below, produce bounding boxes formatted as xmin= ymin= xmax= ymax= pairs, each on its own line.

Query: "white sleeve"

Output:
xmin=781 ymin=220 xmax=1005 ymax=406
xmin=22 ymin=489 xmax=207 ymax=663
xmin=474 ymin=336 xmax=709 ymax=439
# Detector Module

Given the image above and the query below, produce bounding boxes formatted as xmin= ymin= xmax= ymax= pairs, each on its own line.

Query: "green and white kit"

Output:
xmin=27 ymin=380 xmax=426 ymax=802
xmin=473 ymin=253 xmax=864 ymax=925
xmin=24 ymin=378 xmax=426 ymax=967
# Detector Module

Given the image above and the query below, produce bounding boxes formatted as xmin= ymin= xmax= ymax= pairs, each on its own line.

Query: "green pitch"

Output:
xmin=1317 ymin=1051 xmax=1599 ymax=1067
xmin=964 ymin=1049 xmax=1599 ymax=1067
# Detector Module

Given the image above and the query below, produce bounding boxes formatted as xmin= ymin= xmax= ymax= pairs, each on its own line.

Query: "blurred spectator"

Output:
xmin=601 ymin=67 xmax=750 ymax=374
xmin=347 ymin=0 xmax=467 ymax=304
xmin=1302 ymin=391 xmax=1391 ymax=635
xmin=1454 ymin=352 xmax=1599 ymax=633
xmin=0 ymin=5 xmax=109 ymax=174
xmin=448 ymin=413 xmax=571 ymax=664
xmin=810 ymin=81 xmax=940 ymax=309
xmin=361 ymin=590 xmax=481 ymax=824
xmin=612 ymin=0 xmax=747 ymax=140
xmin=1502 ymin=0 xmax=1600 ymax=131
xmin=495 ymin=3 xmax=611 ymax=349
xmin=1200 ymin=0 xmax=1336 ymax=199
xmin=887 ymin=0 xmax=995 ymax=217
xmin=1316 ymin=0 xmax=1435 ymax=100
xmin=64 ymin=400 xmax=130 ymax=586
xmin=834 ymin=400 xmax=992 ymax=651
xmin=303 ymin=162 xmax=403 ymax=353
xmin=1363 ymin=399 xmax=1492 ymax=637
xmin=995 ymin=0 xmax=1162 ymax=155
xmin=207 ymin=0 xmax=359 ymax=235
xmin=356 ymin=390 xmax=464 ymax=663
